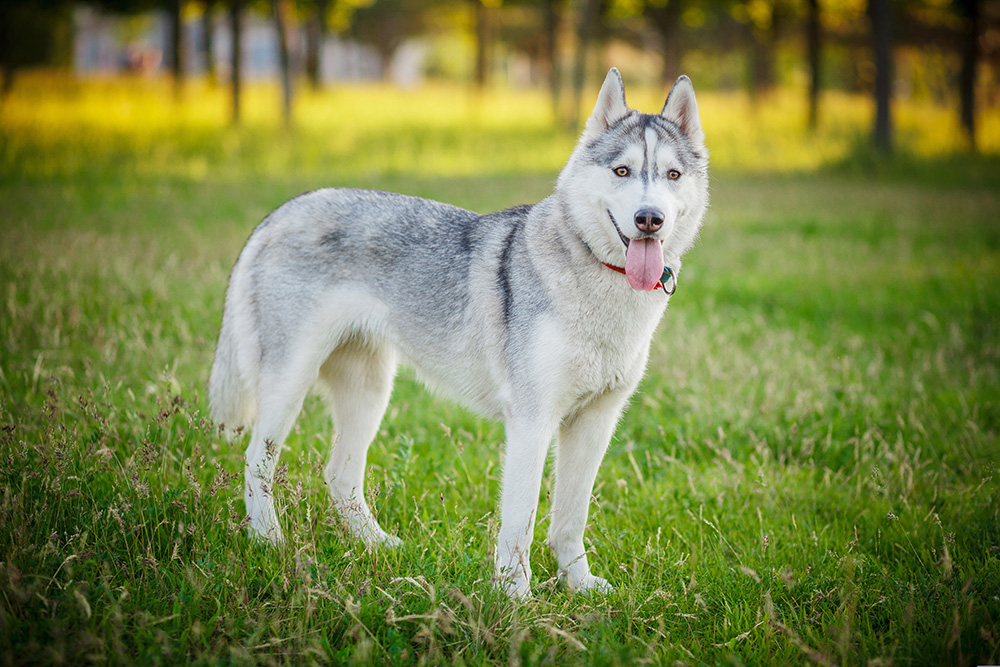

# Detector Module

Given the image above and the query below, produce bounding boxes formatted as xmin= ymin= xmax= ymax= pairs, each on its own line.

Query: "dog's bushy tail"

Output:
xmin=209 ymin=262 xmax=259 ymax=435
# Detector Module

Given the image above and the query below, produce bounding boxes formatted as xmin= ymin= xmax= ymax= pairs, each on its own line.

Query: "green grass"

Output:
xmin=1 ymin=73 xmax=999 ymax=666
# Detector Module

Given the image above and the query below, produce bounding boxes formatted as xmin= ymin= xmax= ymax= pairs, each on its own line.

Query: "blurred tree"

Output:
xmin=300 ymin=0 xmax=374 ymax=89
xmin=85 ymin=0 xmax=185 ymax=93
xmin=351 ymin=0 xmax=439 ymax=79
xmin=304 ymin=0 xmax=329 ymax=88
xmin=489 ymin=0 xmax=564 ymax=115
xmin=956 ymin=0 xmax=980 ymax=147
xmin=641 ymin=0 xmax=736 ymax=84
xmin=274 ymin=0 xmax=294 ymax=125
xmin=867 ymin=0 xmax=893 ymax=152
xmin=733 ymin=0 xmax=793 ymax=103
xmin=472 ymin=0 xmax=499 ymax=89
xmin=542 ymin=0 xmax=564 ymax=120
xmin=806 ymin=0 xmax=820 ymax=129
xmin=0 ymin=1 xmax=9 ymax=95
xmin=167 ymin=0 xmax=184 ymax=96
xmin=571 ymin=0 xmax=602 ymax=128
xmin=230 ymin=0 xmax=242 ymax=123
xmin=886 ymin=0 xmax=986 ymax=147
xmin=0 ymin=0 xmax=74 ymax=96
xmin=201 ymin=0 xmax=218 ymax=81
xmin=646 ymin=0 xmax=686 ymax=84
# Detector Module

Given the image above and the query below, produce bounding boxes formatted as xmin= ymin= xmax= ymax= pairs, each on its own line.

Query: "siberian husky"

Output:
xmin=210 ymin=68 xmax=709 ymax=598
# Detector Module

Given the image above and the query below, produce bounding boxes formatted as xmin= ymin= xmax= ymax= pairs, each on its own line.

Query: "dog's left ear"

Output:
xmin=583 ymin=68 xmax=630 ymax=142
xmin=662 ymin=76 xmax=705 ymax=149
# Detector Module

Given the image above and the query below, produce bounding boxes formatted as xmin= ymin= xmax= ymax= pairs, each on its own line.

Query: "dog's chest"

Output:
xmin=541 ymin=296 xmax=665 ymax=400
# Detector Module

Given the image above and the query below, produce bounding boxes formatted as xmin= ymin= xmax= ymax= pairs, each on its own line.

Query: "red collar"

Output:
xmin=599 ymin=261 xmax=677 ymax=295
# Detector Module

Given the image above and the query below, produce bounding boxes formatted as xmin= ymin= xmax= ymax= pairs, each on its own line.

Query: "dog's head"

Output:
xmin=558 ymin=68 xmax=709 ymax=291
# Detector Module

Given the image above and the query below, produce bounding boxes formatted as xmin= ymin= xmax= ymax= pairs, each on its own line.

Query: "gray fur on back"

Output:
xmin=235 ymin=188 xmax=555 ymax=419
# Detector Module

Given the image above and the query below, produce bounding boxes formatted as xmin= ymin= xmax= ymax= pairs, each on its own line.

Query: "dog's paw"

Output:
xmin=371 ymin=532 xmax=403 ymax=549
xmin=358 ymin=524 xmax=403 ymax=549
xmin=495 ymin=575 xmax=533 ymax=601
xmin=248 ymin=524 xmax=284 ymax=547
xmin=574 ymin=573 xmax=612 ymax=595
xmin=494 ymin=552 xmax=533 ymax=600
xmin=559 ymin=570 xmax=612 ymax=595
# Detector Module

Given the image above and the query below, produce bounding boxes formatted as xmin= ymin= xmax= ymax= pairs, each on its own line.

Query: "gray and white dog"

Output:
xmin=210 ymin=68 xmax=708 ymax=598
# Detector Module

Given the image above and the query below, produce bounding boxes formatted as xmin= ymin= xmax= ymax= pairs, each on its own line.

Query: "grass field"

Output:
xmin=1 ymin=74 xmax=999 ymax=666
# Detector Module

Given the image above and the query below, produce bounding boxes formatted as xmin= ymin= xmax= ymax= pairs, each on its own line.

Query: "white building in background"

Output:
xmin=72 ymin=4 xmax=415 ymax=84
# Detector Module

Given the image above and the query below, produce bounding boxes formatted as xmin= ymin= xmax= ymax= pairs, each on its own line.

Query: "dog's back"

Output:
xmin=209 ymin=188 xmax=535 ymax=428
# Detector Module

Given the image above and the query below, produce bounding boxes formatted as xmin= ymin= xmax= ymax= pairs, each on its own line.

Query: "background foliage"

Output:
xmin=3 ymin=0 xmax=999 ymax=147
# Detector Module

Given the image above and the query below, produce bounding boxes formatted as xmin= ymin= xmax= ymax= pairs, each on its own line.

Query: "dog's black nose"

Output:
xmin=634 ymin=209 xmax=664 ymax=234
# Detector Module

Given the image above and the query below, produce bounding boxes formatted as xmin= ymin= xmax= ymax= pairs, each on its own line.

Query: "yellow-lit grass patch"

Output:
xmin=3 ymin=72 xmax=997 ymax=184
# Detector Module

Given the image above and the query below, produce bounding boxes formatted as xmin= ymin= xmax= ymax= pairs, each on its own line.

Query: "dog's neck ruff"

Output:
xmin=599 ymin=259 xmax=676 ymax=295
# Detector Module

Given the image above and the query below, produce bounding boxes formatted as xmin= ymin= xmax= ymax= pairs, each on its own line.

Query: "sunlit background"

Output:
xmin=2 ymin=0 xmax=998 ymax=171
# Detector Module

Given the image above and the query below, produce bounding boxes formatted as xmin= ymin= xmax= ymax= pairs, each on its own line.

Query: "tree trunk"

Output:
xmin=230 ymin=0 xmax=242 ymax=125
xmin=274 ymin=0 xmax=293 ymax=127
xmin=306 ymin=0 xmax=328 ymax=89
xmin=544 ymin=0 xmax=562 ymax=122
xmin=473 ymin=0 xmax=493 ymax=90
xmin=0 ymin=2 xmax=14 ymax=98
xmin=571 ymin=0 xmax=601 ymax=128
xmin=748 ymin=4 xmax=782 ymax=106
xmin=202 ymin=1 xmax=216 ymax=82
xmin=957 ymin=0 xmax=980 ymax=148
xmin=806 ymin=0 xmax=821 ymax=130
xmin=647 ymin=0 xmax=683 ymax=85
xmin=168 ymin=0 xmax=184 ymax=98
xmin=867 ymin=0 xmax=893 ymax=152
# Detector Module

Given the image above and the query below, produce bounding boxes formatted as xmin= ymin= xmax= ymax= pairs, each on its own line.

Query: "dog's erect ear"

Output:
xmin=583 ymin=68 xmax=629 ymax=142
xmin=661 ymin=75 xmax=705 ymax=149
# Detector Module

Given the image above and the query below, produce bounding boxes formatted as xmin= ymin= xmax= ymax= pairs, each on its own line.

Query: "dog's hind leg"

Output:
xmin=244 ymin=360 xmax=321 ymax=546
xmin=547 ymin=389 xmax=630 ymax=594
xmin=318 ymin=337 xmax=401 ymax=548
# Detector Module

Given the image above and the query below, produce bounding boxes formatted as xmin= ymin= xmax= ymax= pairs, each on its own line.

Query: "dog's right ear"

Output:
xmin=583 ymin=68 xmax=630 ymax=142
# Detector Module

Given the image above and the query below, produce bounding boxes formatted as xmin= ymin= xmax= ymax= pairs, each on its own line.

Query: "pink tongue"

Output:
xmin=624 ymin=238 xmax=664 ymax=291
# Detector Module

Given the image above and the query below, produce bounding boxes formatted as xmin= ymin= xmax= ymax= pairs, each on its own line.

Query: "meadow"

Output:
xmin=1 ymin=74 xmax=999 ymax=666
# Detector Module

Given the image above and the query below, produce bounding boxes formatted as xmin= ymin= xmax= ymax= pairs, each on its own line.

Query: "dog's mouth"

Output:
xmin=606 ymin=209 xmax=665 ymax=292
xmin=606 ymin=210 xmax=631 ymax=250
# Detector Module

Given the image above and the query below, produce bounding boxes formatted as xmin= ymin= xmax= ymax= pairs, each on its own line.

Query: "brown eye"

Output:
xmin=613 ymin=166 xmax=630 ymax=177
xmin=667 ymin=169 xmax=682 ymax=180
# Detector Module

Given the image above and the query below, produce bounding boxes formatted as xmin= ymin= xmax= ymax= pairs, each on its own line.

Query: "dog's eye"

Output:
xmin=613 ymin=166 xmax=630 ymax=178
xmin=667 ymin=169 xmax=682 ymax=180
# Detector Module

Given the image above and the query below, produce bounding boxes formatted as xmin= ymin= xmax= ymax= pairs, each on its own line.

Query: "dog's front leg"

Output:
xmin=547 ymin=389 xmax=630 ymax=594
xmin=494 ymin=414 xmax=558 ymax=599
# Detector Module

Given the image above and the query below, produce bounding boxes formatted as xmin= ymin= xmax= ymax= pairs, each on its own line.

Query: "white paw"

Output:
xmin=248 ymin=522 xmax=284 ymax=546
xmin=495 ymin=548 xmax=533 ymax=600
xmin=496 ymin=574 xmax=533 ymax=600
xmin=575 ymin=573 xmax=612 ymax=595
xmin=361 ymin=527 xmax=403 ymax=549
xmin=559 ymin=570 xmax=612 ymax=595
